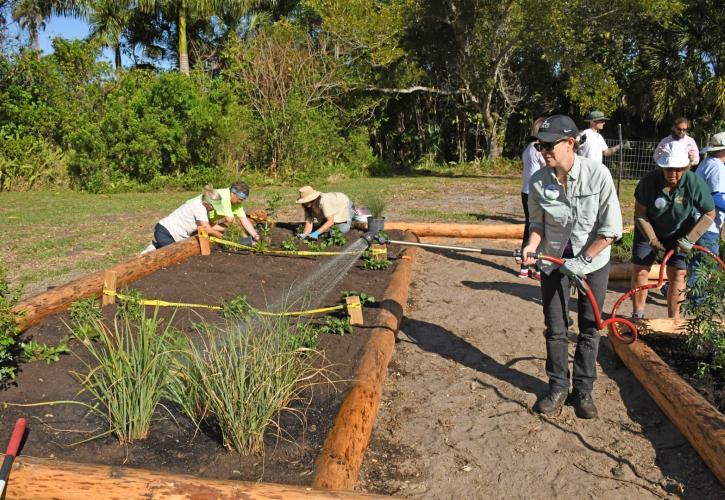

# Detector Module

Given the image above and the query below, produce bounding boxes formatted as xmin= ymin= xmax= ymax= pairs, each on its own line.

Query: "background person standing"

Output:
xmin=576 ymin=110 xmax=626 ymax=164
xmin=653 ymin=117 xmax=699 ymax=168
xmin=519 ymin=117 xmax=546 ymax=279
xmin=521 ymin=114 xmax=622 ymax=419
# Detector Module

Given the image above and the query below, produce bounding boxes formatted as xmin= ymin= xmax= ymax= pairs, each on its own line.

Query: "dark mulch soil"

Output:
xmin=0 ymin=226 xmax=404 ymax=485
xmin=643 ymin=334 xmax=724 ymax=413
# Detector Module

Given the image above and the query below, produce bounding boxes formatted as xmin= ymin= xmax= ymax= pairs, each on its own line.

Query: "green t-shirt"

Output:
xmin=207 ymin=188 xmax=245 ymax=222
xmin=634 ymin=170 xmax=715 ymax=241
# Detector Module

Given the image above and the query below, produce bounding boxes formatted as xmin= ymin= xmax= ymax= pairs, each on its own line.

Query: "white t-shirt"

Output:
xmin=319 ymin=192 xmax=352 ymax=223
xmin=158 ymin=197 xmax=209 ymax=242
xmin=695 ymin=156 xmax=725 ymax=234
xmin=576 ymin=129 xmax=608 ymax=163
xmin=521 ymin=142 xmax=545 ymax=194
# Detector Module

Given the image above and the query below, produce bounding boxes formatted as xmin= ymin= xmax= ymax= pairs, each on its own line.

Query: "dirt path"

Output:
xmin=358 ymin=239 xmax=723 ymax=499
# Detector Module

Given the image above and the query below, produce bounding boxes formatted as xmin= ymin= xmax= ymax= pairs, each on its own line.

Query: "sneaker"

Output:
xmin=518 ymin=268 xmax=529 ymax=278
xmin=660 ymin=282 xmax=669 ymax=297
xmin=571 ymin=390 xmax=598 ymax=419
xmin=631 ymin=311 xmax=645 ymax=321
xmin=533 ymin=389 xmax=568 ymax=415
xmin=531 ymin=270 xmax=541 ymax=281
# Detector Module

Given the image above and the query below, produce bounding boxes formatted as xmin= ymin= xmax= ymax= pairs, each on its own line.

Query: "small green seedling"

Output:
xmin=21 ymin=339 xmax=69 ymax=364
xmin=281 ymin=235 xmax=299 ymax=251
xmin=222 ymin=295 xmax=253 ymax=319
xmin=317 ymin=316 xmax=352 ymax=336
xmin=341 ymin=291 xmax=376 ymax=305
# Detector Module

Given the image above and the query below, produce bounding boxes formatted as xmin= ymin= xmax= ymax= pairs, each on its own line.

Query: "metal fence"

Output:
xmin=601 ymin=138 xmax=659 ymax=181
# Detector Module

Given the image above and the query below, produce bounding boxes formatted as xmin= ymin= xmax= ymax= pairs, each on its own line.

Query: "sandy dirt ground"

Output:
xmin=358 ymin=232 xmax=723 ymax=498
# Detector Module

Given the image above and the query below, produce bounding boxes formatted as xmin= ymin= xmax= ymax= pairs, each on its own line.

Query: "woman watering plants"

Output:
xmin=630 ymin=141 xmax=716 ymax=320
xmin=296 ymin=186 xmax=353 ymax=239
xmin=521 ymin=114 xmax=623 ymax=419
xmin=142 ymin=185 xmax=227 ymax=253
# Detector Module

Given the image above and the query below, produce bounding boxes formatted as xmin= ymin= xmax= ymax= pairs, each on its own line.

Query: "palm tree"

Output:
xmin=11 ymin=0 xmax=83 ymax=52
xmin=84 ymin=0 xmax=131 ymax=78
xmin=138 ymin=0 xmax=275 ymax=75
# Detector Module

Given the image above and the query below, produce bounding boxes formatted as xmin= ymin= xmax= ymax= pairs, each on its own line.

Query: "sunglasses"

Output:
xmin=534 ymin=139 xmax=565 ymax=152
xmin=675 ymin=127 xmax=689 ymax=132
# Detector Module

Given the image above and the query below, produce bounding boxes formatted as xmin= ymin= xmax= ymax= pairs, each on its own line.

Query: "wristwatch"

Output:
xmin=581 ymin=253 xmax=593 ymax=264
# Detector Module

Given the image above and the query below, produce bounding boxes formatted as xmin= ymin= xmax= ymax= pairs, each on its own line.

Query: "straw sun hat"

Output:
xmin=296 ymin=186 xmax=322 ymax=204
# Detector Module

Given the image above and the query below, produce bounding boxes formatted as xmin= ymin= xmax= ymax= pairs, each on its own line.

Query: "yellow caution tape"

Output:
xmin=103 ymin=289 xmax=360 ymax=317
xmin=206 ymin=235 xmax=386 ymax=257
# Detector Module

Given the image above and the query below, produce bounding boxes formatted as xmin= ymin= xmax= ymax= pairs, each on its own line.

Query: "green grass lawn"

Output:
xmin=0 ymin=174 xmax=637 ymax=296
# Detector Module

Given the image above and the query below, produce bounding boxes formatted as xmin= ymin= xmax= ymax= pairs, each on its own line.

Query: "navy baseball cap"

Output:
xmin=535 ymin=115 xmax=578 ymax=142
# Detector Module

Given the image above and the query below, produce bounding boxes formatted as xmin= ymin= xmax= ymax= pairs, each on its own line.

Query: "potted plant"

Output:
xmin=364 ymin=193 xmax=387 ymax=234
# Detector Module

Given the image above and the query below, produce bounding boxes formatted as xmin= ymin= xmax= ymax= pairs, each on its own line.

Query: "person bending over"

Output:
xmin=296 ymin=186 xmax=353 ymax=239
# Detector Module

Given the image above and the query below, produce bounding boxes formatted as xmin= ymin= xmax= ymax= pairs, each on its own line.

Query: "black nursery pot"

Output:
xmin=367 ymin=217 xmax=385 ymax=234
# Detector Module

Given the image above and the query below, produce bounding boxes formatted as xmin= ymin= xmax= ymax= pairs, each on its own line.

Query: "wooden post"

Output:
xmin=198 ymin=229 xmax=211 ymax=256
xmin=371 ymin=244 xmax=387 ymax=261
xmin=101 ymin=270 xmax=117 ymax=307
xmin=346 ymin=296 xmax=363 ymax=326
xmin=382 ymin=222 xmax=524 ymax=239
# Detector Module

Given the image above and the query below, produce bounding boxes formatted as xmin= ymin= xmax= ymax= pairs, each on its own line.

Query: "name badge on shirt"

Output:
xmin=544 ymin=184 xmax=560 ymax=200
xmin=654 ymin=197 xmax=667 ymax=209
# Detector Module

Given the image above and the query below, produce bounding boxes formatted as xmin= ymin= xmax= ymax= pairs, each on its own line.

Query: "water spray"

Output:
xmin=361 ymin=233 xmax=520 ymax=258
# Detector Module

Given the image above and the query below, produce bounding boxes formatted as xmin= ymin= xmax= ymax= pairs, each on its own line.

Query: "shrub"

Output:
xmin=68 ymin=297 xmax=104 ymax=343
xmin=166 ymin=315 xmax=320 ymax=453
xmin=0 ymin=264 xmax=21 ymax=383
xmin=0 ymin=132 xmax=68 ymax=191
xmin=610 ymin=231 xmax=633 ymax=263
xmin=71 ymin=308 xmax=179 ymax=442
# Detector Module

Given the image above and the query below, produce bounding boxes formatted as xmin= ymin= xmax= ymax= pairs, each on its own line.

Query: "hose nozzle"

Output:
xmin=361 ymin=232 xmax=390 ymax=246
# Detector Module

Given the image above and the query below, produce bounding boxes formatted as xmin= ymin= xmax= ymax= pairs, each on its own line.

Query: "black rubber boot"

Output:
xmin=571 ymin=389 xmax=598 ymax=419
xmin=533 ymin=389 xmax=568 ymax=415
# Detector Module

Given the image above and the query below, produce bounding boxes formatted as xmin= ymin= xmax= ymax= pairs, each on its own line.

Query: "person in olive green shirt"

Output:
xmin=631 ymin=141 xmax=716 ymax=320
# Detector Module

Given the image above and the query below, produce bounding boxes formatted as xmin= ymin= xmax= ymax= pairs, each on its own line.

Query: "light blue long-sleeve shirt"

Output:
xmin=528 ymin=155 xmax=623 ymax=274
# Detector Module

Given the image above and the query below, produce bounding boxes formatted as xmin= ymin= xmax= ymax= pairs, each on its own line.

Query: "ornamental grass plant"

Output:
xmin=166 ymin=314 xmax=321 ymax=454
xmin=71 ymin=308 xmax=179 ymax=443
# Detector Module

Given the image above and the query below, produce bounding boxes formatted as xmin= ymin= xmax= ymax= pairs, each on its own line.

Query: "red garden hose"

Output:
xmin=539 ymin=245 xmax=725 ymax=345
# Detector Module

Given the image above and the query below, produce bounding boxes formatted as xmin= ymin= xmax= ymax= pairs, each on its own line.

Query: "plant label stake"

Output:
xmin=198 ymin=229 xmax=211 ymax=256
xmin=346 ymin=295 xmax=364 ymax=326
xmin=0 ymin=418 xmax=27 ymax=497
xmin=372 ymin=244 xmax=387 ymax=261
xmin=102 ymin=270 xmax=117 ymax=307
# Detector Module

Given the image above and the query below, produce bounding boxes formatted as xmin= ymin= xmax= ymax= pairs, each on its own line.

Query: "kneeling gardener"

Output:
xmin=521 ymin=114 xmax=623 ymax=419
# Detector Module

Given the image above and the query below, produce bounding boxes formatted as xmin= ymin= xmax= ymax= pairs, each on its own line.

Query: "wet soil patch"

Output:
xmin=642 ymin=334 xmax=724 ymax=412
xmin=1 ymin=226 xmax=405 ymax=485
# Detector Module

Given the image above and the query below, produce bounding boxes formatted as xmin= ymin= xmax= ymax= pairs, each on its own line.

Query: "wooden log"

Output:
xmin=609 ymin=337 xmax=725 ymax=485
xmin=313 ymin=231 xmax=419 ymax=491
xmin=8 ymin=456 xmax=388 ymax=499
xmin=383 ymin=222 xmax=523 ymax=239
xmin=639 ymin=318 xmax=687 ymax=336
xmin=101 ymin=270 xmax=117 ymax=307
xmin=609 ymin=262 xmax=661 ymax=281
xmin=13 ymin=238 xmax=201 ymax=333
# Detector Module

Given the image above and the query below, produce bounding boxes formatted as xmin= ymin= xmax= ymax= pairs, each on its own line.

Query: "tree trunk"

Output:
xmin=114 ymin=42 xmax=123 ymax=79
xmin=481 ymin=88 xmax=500 ymax=159
xmin=177 ymin=0 xmax=189 ymax=75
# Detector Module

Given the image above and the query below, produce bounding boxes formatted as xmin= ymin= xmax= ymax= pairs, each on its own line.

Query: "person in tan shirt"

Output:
xmin=296 ymin=185 xmax=353 ymax=239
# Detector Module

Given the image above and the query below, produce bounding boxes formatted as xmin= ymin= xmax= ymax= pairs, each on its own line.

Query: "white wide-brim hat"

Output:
xmin=655 ymin=141 xmax=690 ymax=169
xmin=296 ymin=186 xmax=322 ymax=204
xmin=701 ymin=132 xmax=725 ymax=153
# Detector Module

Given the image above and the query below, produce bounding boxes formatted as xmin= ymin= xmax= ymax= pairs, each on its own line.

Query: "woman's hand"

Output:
xmin=521 ymin=244 xmax=538 ymax=266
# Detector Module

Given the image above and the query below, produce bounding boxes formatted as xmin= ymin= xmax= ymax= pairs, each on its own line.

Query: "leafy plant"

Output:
xmin=71 ymin=308 xmax=179 ymax=443
xmin=325 ymin=226 xmax=347 ymax=247
xmin=222 ymin=295 xmax=253 ymax=319
xmin=683 ymin=260 xmax=725 ymax=378
xmin=21 ymin=339 xmax=69 ymax=364
xmin=0 ymin=264 xmax=22 ymax=382
xmin=288 ymin=322 xmax=320 ymax=350
xmin=316 ymin=316 xmax=352 ymax=336
xmin=281 ymin=234 xmax=299 ymax=251
xmin=610 ymin=231 xmax=633 ymax=263
xmin=69 ymin=297 xmax=104 ymax=343
xmin=116 ymin=287 xmax=146 ymax=322
xmin=166 ymin=314 xmax=321 ymax=453
xmin=305 ymin=239 xmax=329 ymax=253
xmin=253 ymin=222 xmax=273 ymax=252
xmin=265 ymin=192 xmax=282 ymax=221
xmin=341 ymin=291 xmax=376 ymax=305
xmin=222 ymin=223 xmax=247 ymax=244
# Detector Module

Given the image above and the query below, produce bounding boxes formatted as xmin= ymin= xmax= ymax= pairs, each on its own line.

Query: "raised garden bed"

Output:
xmin=1 ymin=225 xmax=410 ymax=488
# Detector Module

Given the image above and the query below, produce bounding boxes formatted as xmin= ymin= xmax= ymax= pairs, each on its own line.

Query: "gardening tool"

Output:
xmin=364 ymin=233 xmax=725 ymax=345
xmin=362 ymin=233 xmax=520 ymax=258
xmin=0 ymin=418 xmax=27 ymax=497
